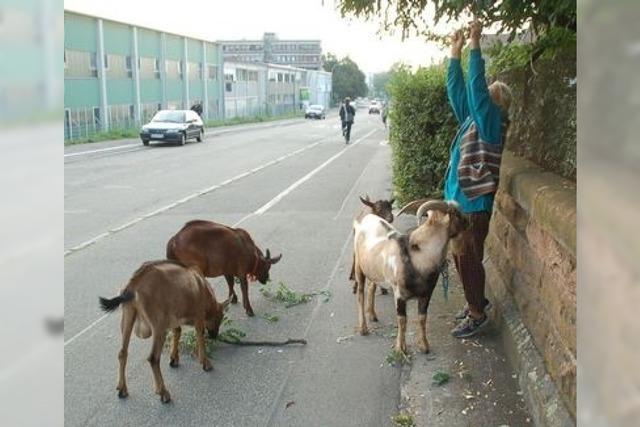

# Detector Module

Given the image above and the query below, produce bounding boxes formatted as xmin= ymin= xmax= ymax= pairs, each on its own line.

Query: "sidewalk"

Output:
xmin=393 ymin=216 xmax=531 ymax=427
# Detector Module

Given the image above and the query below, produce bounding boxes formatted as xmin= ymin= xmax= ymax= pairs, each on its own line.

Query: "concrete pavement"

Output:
xmin=64 ymin=111 xmax=530 ymax=426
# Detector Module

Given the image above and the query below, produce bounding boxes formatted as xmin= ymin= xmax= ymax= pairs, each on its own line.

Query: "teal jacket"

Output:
xmin=444 ymin=49 xmax=504 ymax=213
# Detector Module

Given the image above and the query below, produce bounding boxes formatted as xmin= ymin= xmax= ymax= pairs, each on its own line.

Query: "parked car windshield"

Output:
xmin=309 ymin=105 xmax=323 ymax=111
xmin=151 ymin=111 xmax=186 ymax=123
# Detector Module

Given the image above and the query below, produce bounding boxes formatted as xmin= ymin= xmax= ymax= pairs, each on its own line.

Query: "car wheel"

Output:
xmin=142 ymin=139 xmax=149 ymax=146
xmin=196 ymin=129 xmax=203 ymax=142
xmin=179 ymin=133 xmax=186 ymax=146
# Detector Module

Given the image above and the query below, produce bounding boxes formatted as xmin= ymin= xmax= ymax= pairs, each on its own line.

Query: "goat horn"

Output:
xmin=396 ymin=198 xmax=431 ymax=217
xmin=415 ymin=200 xmax=451 ymax=222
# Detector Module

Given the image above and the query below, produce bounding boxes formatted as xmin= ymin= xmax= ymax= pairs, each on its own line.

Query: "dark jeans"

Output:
xmin=342 ymin=121 xmax=353 ymax=141
xmin=451 ymin=211 xmax=491 ymax=318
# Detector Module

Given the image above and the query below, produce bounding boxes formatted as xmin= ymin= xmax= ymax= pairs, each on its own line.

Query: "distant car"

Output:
xmin=305 ymin=104 xmax=326 ymax=119
xmin=369 ymin=101 xmax=380 ymax=114
xmin=140 ymin=110 xmax=204 ymax=146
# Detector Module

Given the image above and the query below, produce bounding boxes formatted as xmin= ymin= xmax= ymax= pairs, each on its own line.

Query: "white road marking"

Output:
xmin=64 ymin=140 xmax=325 ymax=257
xmin=64 ymin=313 xmax=109 ymax=346
xmin=64 ymin=143 xmax=139 ymax=158
xmin=64 ymin=129 xmax=379 ymax=347
xmin=254 ymin=129 xmax=377 ymax=215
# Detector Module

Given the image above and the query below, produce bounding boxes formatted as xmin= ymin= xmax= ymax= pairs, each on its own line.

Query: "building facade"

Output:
xmin=64 ymin=11 xmax=224 ymax=140
xmin=223 ymin=62 xmax=331 ymax=119
xmin=220 ymin=32 xmax=322 ymax=70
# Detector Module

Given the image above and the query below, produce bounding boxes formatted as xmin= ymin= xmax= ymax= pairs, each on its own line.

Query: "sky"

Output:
xmin=64 ymin=0 xmax=451 ymax=74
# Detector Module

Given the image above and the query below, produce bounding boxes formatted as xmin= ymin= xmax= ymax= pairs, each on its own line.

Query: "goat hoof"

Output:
xmin=359 ymin=327 xmax=369 ymax=336
xmin=117 ymin=389 xmax=128 ymax=399
xmin=231 ymin=295 xmax=238 ymax=304
xmin=159 ymin=391 xmax=171 ymax=404
xmin=368 ymin=314 xmax=379 ymax=322
xmin=418 ymin=341 xmax=430 ymax=354
xmin=203 ymin=362 xmax=213 ymax=372
xmin=169 ymin=358 xmax=179 ymax=368
xmin=245 ymin=309 xmax=255 ymax=317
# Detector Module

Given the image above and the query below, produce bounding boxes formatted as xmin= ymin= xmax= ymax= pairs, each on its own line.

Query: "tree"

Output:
xmin=336 ymin=0 xmax=576 ymax=41
xmin=322 ymin=54 xmax=367 ymax=105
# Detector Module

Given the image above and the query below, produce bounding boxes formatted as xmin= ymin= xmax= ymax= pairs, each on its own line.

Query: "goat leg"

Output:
xmin=366 ymin=282 xmax=379 ymax=322
xmin=116 ymin=306 xmax=135 ymax=399
xmin=417 ymin=297 xmax=430 ymax=353
xmin=239 ymin=278 xmax=255 ymax=317
xmin=195 ymin=322 xmax=213 ymax=372
xmin=147 ymin=329 xmax=171 ymax=403
xmin=395 ymin=298 xmax=407 ymax=354
xmin=169 ymin=327 xmax=181 ymax=367
xmin=355 ymin=270 xmax=368 ymax=335
xmin=225 ymin=274 xmax=238 ymax=304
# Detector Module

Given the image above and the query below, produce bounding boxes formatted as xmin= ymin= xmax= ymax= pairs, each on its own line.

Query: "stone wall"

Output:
xmin=485 ymin=151 xmax=576 ymax=424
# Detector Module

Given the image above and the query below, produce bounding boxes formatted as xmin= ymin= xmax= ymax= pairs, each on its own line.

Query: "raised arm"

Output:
xmin=466 ymin=22 xmax=502 ymax=143
xmin=447 ymin=30 xmax=469 ymax=123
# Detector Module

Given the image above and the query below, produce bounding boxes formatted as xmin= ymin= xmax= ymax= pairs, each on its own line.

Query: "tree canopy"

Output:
xmin=336 ymin=0 xmax=576 ymax=41
xmin=322 ymin=54 xmax=368 ymax=105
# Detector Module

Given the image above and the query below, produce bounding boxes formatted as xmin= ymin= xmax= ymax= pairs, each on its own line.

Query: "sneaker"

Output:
xmin=454 ymin=300 xmax=492 ymax=320
xmin=451 ymin=314 xmax=489 ymax=338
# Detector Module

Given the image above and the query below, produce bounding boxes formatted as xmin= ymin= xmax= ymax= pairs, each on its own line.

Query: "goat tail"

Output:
xmin=99 ymin=291 xmax=134 ymax=313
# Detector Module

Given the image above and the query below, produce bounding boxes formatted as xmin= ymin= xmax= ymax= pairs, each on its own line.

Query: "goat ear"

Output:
xmin=269 ymin=253 xmax=282 ymax=265
xmin=359 ymin=196 xmax=374 ymax=207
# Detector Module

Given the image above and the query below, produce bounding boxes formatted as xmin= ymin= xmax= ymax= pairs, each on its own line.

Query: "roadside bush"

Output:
xmin=387 ymin=65 xmax=457 ymax=204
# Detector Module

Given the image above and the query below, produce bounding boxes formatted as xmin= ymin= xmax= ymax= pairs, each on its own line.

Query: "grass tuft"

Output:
xmin=392 ymin=412 xmax=416 ymax=427
xmin=259 ymin=282 xmax=331 ymax=308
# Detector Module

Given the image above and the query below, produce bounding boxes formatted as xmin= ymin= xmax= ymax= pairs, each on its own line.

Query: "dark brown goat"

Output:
xmin=166 ymin=220 xmax=282 ymax=317
xmin=349 ymin=195 xmax=395 ymax=294
xmin=98 ymin=260 xmax=229 ymax=403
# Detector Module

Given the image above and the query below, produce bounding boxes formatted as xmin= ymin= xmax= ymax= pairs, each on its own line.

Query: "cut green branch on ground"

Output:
xmin=262 ymin=313 xmax=280 ymax=323
xmin=259 ymin=282 xmax=332 ymax=308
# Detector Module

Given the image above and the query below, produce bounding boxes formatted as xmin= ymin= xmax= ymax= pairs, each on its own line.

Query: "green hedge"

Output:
xmin=387 ymin=65 xmax=458 ymax=204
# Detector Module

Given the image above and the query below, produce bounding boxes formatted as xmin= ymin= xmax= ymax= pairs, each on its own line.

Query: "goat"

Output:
xmin=349 ymin=195 xmax=395 ymax=296
xmin=166 ymin=220 xmax=282 ymax=317
xmin=352 ymin=200 xmax=467 ymax=354
xmin=98 ymin=260 xmax=230 ymax=403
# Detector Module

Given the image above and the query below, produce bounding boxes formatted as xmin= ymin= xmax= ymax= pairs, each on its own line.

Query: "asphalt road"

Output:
xmin=64 ymin=111 xmax=404 ymax=426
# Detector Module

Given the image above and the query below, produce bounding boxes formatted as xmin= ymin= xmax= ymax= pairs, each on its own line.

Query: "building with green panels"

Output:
xmin=64 ymin=10 xmax=224 ymax=140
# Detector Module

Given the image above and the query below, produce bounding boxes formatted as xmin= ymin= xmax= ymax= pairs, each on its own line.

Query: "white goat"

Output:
xmin=352 ymin=199 xmax=467 ymax=354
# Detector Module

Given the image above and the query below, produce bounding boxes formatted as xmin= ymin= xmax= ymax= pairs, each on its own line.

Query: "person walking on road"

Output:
xmin=339 ymin=97 xmax=356 ymax=144
xmin=445 ymin=22 xmax=512 ymax=338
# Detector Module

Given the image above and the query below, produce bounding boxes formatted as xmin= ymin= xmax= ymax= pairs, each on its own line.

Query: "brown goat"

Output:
xmin=98 ymin=260 xmax=229 ymax=403
xmin=166 ymin=220 xmax=282 ymax=317
xmin=353 ymin=200 xmax=467 ymax=354
xmin=349 ymin=195 xmax=395 ymax=295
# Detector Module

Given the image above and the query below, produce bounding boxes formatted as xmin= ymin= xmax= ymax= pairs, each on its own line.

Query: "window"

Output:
xmin=92 ymin=107 xmax=100 ymax=128
xmin=284 ymin=74 xmax=289 ymax=83
xmin=103 ymin=54 xmax=109 ymax=69
xmin=207 ymin=64 xmax=217 ymax=80
xmin=64 ymin=50 xmax=67 ymax=69
xmin=154 ymin=58 xmax=160 ymax=78
xmin=225 ymin=82 xmax=232 ymax=92
xmin=125 ymin=55 xmax=133 ymax=78
xmin=89 ymin=52 xmax=97 ymax=70
xmin=129 ymin=105 xmax=135 ymax=119
xmin=178 ymin=61 xmax=183 ymax=78
xmin=277 ymin=73 xmax=283 ymax=82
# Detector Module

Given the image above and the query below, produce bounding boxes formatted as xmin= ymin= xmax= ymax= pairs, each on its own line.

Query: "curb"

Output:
xmin=485 ymin=259 xmax=575 ymax=427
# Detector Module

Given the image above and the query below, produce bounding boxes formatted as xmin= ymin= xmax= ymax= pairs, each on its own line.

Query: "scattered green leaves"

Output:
xmin=433 ymin=371 xmax=451 ymax=386
xmin=385 ymin=350 xmax=411 ymax=367
xmin=262 ymin=313 xmax=280 ymax=323
xmin=392 ymin=411 xmax=416 ymax=427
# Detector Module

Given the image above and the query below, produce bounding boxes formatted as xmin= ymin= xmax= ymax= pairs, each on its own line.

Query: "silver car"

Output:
xmin=140 ymin=110 xmax=204 ymax=146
